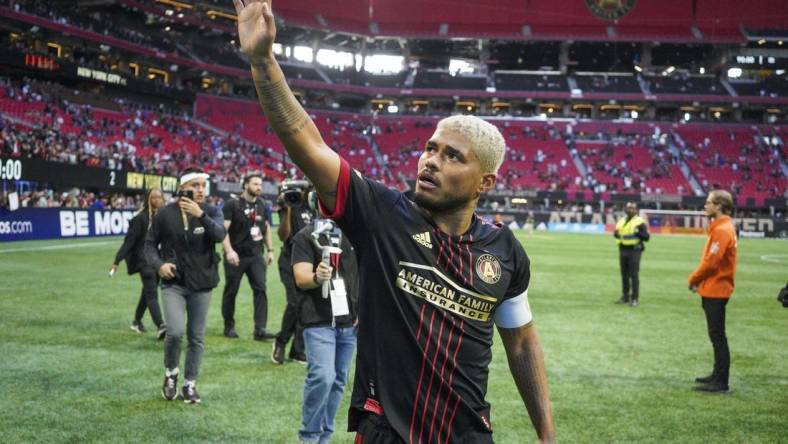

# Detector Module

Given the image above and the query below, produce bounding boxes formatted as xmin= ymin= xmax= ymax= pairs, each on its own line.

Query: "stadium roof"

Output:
xmin=272 ymin=0 xmax=787 ymax=42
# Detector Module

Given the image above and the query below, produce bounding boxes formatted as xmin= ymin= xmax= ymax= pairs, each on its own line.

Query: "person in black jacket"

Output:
xmin=110 ymin=188 xmax=166 ymax=338
xmin=271 ymin=184 xmax=315 ymax=364
xmin=291 ymin=218 xmax=358 ymax=444
xmin=144 ymin=168 xmax=225 ymax=404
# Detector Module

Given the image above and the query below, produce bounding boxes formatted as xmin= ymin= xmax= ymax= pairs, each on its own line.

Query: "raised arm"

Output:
xmin=233 ymin=0 xmax=341 ymax=210
xmin=498 ymin=324 xmax=555 ymax=444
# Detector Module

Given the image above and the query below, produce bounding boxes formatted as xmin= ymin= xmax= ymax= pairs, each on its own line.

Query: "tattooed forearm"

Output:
xmin=253 ymin=77 xmax=309 ymax=139
xmin=499 ymin=325 xmax=555 ymax=443
xmin=250 ymin=58 xmax=311 ymax=140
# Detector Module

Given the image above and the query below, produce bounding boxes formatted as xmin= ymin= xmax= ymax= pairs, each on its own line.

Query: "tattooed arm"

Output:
xmin=498 ymin=324 xmax=555 ymax=443
xmin=233 ymin=0 xmax=340 ymax=210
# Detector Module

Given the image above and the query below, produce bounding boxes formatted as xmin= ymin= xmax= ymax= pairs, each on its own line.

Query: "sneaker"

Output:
xmin=615 ymin=296 xmax=630 ymax=304
xmin=290 ymin=353 xmax=307 ymax=365
xmin=630 ymin=299 xmax=639 ymax=307
xmin=254 ymin=329 xmax=278 ymax=341
xmin=694 ymin=374 xmax=715 ymax=384
xmin=271 ymin=342 xmax=285 ymax=364
xmin=161 ymin=373 xmax=178 ymax=401
xmin=694 ymin=382 xmax=729 ymax=393
xmin=156 ymin=326 xmax=167 ymax=341
xmin=224 ymin=327 xmax=239 ymax=339
xmin=131 ymin=320 xmax=146 ymax=333
xmin=182 ymin=384 xmax=201 ymax=404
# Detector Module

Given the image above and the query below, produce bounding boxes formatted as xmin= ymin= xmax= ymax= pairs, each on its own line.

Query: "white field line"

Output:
xmin=0 ymin=240 xmax=117 ymax=254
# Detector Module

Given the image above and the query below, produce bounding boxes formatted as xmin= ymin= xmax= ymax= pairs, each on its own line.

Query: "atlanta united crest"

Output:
xmin=475 ymin=254 xmax=502 ymax=285
xmin=586 ymin=0 xmax=636 ymax=20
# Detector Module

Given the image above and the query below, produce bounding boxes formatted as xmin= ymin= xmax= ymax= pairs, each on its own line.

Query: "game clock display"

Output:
xmin=0 ymin=158 xmax=23 ymax=181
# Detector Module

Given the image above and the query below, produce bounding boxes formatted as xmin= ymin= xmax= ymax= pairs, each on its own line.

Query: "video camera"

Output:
xmin=278 ymin=179 xmax=310 ymax=206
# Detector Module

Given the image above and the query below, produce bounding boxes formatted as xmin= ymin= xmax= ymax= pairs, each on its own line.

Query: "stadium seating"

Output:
xmin=676 ymin=125 xmax=785 ymax=204
xmin=0 ymin=83 xmax=285 ymax=181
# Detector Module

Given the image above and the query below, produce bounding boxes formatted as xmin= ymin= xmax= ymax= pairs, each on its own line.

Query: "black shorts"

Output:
xmin=354 ymin=412 xmax=405 ymax=444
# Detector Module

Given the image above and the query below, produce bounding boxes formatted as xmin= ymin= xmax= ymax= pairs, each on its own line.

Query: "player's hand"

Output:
xmin=689 ymin=285 xmax=698 ymax=293
xmin=178 ymin=197 xmax=204 ymax=218
xmin=233 ymin=0 xmax=276 ymax=61
xmin=109 ymin=263 xmax=118 ymax=274
xmin=226 ymin=249 xmax=240 ymax=267
xmin=159 ymin=263 xmax=177 ymax=280
xmin=266 ymin=250 xmax=274 ymax=266
xmin=315 ymin=261 xmax=332 ymax=284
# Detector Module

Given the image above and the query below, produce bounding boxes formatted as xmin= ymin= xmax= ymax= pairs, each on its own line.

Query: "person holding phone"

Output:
xmin=110 ymin=188 xmax=167 ymax=339
xmin=144 ymin=168 xmax=225 ymax=404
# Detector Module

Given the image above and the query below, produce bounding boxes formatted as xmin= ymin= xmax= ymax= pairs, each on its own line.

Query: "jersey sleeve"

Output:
xmin=504 ymin=233 xmax=531 ymax=299
xmin=318 ymin=156 xmax=403 ymax=238
xmin=291 ymin=227 xmax=319 ymax=267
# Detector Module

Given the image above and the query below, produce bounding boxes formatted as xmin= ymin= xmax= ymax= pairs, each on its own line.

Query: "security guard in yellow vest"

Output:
xmin=614 ymin=202 xmax=650 ymax=306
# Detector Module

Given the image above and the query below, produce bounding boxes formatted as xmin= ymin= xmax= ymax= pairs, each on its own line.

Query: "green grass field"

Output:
xmin=0 ymin=232 xmax=785 ymax=443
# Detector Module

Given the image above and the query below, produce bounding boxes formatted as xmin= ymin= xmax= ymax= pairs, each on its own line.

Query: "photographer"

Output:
xmin=291 ymin=218 xmax=358 ymax=444
xmin=144 ymin=168 xmax=225 ymax=404
xmin=110 ymin=187 xmax=166 ymax=339
xmin=221 ymin=173 xmax=276 ymax=340
xmin=271 ymin=180 xmax=315 ymax=364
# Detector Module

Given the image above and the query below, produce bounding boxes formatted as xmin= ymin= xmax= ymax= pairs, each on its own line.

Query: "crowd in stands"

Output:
xmin=1 ymin=187 xmax=142 ymax=210
xmin=1 ymin=77 xmax=784 ymax=205
xmin=0 ymin=78 xmax=287 ymax=184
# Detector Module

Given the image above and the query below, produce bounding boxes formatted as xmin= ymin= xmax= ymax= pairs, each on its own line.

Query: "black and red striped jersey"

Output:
xmin=322 ymin=158 xmax=531 ymax=443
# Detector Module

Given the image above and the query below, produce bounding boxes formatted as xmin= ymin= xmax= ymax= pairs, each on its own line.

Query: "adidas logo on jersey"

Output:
xmin=412 ymin=231 xmax=432 ymax=249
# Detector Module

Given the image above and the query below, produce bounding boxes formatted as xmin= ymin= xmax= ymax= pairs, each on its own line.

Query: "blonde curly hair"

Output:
xmin=436 ymin=115 xmax=506 ymax=174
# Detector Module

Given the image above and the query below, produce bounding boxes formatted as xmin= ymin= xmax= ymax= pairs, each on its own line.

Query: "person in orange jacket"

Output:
xmin=688 ymin=190 xmax=737 ymax=393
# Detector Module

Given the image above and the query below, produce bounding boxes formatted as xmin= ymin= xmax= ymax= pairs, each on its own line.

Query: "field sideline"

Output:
xmin=0 ymin=232 xmax=785 ymax=443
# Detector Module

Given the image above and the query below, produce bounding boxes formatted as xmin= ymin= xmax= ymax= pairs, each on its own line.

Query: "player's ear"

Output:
xmin=477 ymin=173 xmax=496 ymax=195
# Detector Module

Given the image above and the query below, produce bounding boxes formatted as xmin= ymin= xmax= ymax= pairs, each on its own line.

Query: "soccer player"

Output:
xmin=233 ymin=2 xmax=554 ymax=442
xmin=613 ymin=202 xmax=650 ymax=306
xmin=110 ymin=187 xmax=167 ymax=339
xmin=144 ymin=168 xmax=225 ymax=404
xmin=221 ymin=172 xmax=276 ymax=340
xmin=689 ymin=190 xmax=737 ymax=393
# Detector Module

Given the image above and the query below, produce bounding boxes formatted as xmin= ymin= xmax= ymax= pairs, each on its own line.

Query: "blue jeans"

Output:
xmin=299 ymin=325 xmax=357 ymax=444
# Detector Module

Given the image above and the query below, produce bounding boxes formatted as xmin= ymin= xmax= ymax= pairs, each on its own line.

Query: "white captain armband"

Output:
xmin=493 ymin=290 xmax=533 ymax=328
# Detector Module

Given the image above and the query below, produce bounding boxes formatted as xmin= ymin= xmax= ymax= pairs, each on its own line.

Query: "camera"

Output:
xmin=279 ymin=179 xmax=310 ymax=206
xmin=176 ymin=189 xmax=194 ymax=200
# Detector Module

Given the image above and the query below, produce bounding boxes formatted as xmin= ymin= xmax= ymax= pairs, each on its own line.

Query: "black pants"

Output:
xmin=702 ymin=297 xmax=729 ymax=385
xmin=134 ymin=266 xmax=164 ymax=327
xmin=619 ymin=247 xmax=642 ymax=301
xmin=275 ymin=252 xmax=305 ymax=357
xmin=221 ymin=255 xmax=268 ymax=331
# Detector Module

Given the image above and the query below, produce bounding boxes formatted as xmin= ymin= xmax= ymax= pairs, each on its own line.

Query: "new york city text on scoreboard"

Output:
xmin=125 ymin=172 xmax=178 ymax=193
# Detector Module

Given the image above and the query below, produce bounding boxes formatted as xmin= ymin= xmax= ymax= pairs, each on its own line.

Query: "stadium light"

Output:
xmin=293 ymin=46 xmax=313 ymax=63
xmin=449 ymin=59 xmax=476 ymax=76
xmin=316 ymin=49 xmax=354 ymax=69
xmin=727 ymin=67 xmax=742 ymax=78
xmin=363 ymin=54 xmax=404 ymax=74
